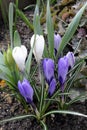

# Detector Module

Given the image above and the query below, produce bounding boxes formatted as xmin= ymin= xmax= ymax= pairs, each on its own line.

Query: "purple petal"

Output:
xmin=54 ymin=33 xmax=61 ymax=54
xmin=18 ymin=81 xmax=26 ymax=97
xmin=58 ymin=56 xmax=68 ymax=85
xmin=66 ymin=52 xmax=75 ymax=69
xmin=18 ymin=79 xmax=34 ymax=104
xmin=48 ymin=78 xmax=56 ymax=96
xmin=43 ymin=58 xmax=54 ymax=84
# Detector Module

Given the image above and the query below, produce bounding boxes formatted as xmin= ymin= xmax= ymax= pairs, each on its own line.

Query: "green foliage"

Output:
xmin=14 ymin=30 xmax=21 ymax=47
xmin=46 ymin=0 xmax=54 ymax=59
xmin=9 ymin=2 xmax=14 ymax=49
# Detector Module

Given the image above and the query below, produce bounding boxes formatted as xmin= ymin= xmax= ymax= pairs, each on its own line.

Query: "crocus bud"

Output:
xmin=7 ymin=46 xmax=14 ymax=65
xmin=42 ymin=58 xmax=56 ymax=95
xmin=3 ymin=51 xmax=9 ymax=66
xmin=54 ymin=33 xmax=61 ymax=55
xmin=42 ymin=58 xmax=55 ymax=84
xmin=30 ymin=34 xmax=45 ymax=63
xmin=12 ymin=45 xmax=27 ymax=71
xmin=18 ymin=78 xmax=34 ymax=104
xmin=58 ymin=56 xmax=68 ymax=86
xmin=48 ymin=78 xmax=56 ymax=96
xmin=66 ymin=52 xmax=75 ymax=70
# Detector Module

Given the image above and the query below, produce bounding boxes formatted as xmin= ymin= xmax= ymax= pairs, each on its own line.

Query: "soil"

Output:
xmin=0 ymin=8 xmax=87 ymax=130
xmin=0 ymin=90 xmax=87 ymax=130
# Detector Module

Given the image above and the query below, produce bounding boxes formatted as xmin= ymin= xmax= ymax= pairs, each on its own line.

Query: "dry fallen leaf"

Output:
xmin=0 ymin=80 xmax=6 ymax=88
xmin=58 ymin=21 xmax=65 ymax=35
xmin=60 ymin=0 xmax=74 ymax=6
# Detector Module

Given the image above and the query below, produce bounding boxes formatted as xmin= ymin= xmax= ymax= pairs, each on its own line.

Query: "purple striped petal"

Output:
xmin=66 ymin=52 xmax=75 ymax=70
xmin=18 ymin=78 xmax=34 ymax=104
xmin=42 ymin=58 xmax=55 ymax=84
xmin=54 ymin=33 xmax=61 ymax=55
xmin=48 ymin=78 xmax=56 ymax=96
xmin=58 ymin=56 xmax=68 ymax=85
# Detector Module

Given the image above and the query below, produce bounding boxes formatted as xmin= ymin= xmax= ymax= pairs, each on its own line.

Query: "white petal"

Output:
xmin=30 ymin=34 xmax=45 ymax=63
xmin=21 ymin=45 xmax=27 ymax=60
xmin=12 ymin=45 xmax=27 ymax=71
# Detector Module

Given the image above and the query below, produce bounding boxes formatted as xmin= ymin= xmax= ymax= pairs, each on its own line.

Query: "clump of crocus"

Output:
xmin=42 ymin=58 xmax=56 ymax=96
xmin=58 ymin=52 xmax=75 ymax=93
xmin=18 ymin=78 xmax=34 ymax=104
xmin=30 ymin=34 xmax=45 ymax=63
xmin=12 ymin=45 xmax=27 ymax=72
xmin=54 ymin=33 xmax=61 ymax=55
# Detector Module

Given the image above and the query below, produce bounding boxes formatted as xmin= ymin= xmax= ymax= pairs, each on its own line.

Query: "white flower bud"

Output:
xmin=30 ymin=34 xmax=45 ymax=63
xmin=12 ymin=45 xmax=27 ymax=71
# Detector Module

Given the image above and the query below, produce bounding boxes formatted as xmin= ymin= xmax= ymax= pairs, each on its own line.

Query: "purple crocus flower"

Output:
xmin=42 ymin=58 xmax=55 ymax=84
xmin=58 ymin=56 xmax=68 ymax=92
xmin=54 ymin=33 xmax=61 ymax=55
xmin=42 ymin=58 xmax=56 ymax=95
xmin=48 ymin=78 xmax=56 ymax=96
xmin=18 ymin=78 xmax=34 ymax=104
xmin=66 ymin=52 xmax=75 ymax=70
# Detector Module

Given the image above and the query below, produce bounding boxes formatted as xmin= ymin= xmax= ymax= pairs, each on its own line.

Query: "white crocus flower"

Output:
xmin=30 ymin=34 xmax=45 ymax=63
xmin=12 ymin=45 xmax=27 ymax=71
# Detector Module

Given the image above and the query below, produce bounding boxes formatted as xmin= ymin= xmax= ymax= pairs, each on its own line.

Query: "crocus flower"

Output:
xmin=42 ymin=58 xmax=56 ymax=95
xmin=12 ymin=45 xmax=27 ymax=71
xmin=18 ymin=78 xmax=34 ymax=104
xmin=43 ymin=58 xmax=55 ymax=84
xmin=54 ymin=33 xmax=61 ymax=55
xmin=30 ymin=34 xmax=45 ymax=63
xmin=48 ymin=78 xmax=56 ymax=96
xmin=58 ymin=56 xmax=68 ymax=91
xmin=66 ymin=52 xmax=75 ymax=70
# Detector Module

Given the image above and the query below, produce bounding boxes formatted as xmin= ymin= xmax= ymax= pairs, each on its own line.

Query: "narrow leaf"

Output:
xmin=0 ymin=114 xmax=36 ymax=124
xmin=43 ymin=110 xmax=87 ymax=118
xmin=15 ymin=7 xmax=33 ymax=31
xmin=46 ymin=0 xmax=54 ymax=58
xmin=25 ymin=48 xmax=33 ymax=75
xmin=14 ymin=30 xmax=21 ymax=47
xmin=33 ymin=4 xmax=43 ymax=35
xmin=9 ymin=2 xmax=13 ymax=49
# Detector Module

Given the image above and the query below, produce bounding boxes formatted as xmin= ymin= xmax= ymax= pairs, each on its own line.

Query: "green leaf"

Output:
xmin=15 ymin=7 xmax=33 ymax=31
xmin=14 ymin=30 xmax=21 ymax=47
xmin=40 ymin=121 xmax=48 ymax=130
xmin=57 ymin=3 xmax=87 ymax=57
xmin=33 ymin=4 xmax=43 ymax=35
xmin=42 ymin=110 xmax=87 ymax=118
xmin=46 ymin=0 xmax=54 ymax=59
xmin=0 ymin=114 xmax=36 ymax=124
xmin=0 ymin=52 xmax=4 ymax=65
xmin=25 ymin=48 xmax=33 ymax=75
xmin=9 ymin=2 xmax=14 ymax=49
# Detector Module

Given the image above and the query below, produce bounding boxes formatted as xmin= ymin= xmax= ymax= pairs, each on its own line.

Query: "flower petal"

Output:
xmin=30 ymin=34 xmax=45 ymax=63
xmin=18 ymin=79 xmax=34 ymax=104
xmin=58 ymin=56 xmax=68 ymax=85
xmin=43 ymin=58 xmax=54 ymax=84
xmin=66 ymin=52 xmax=75 ymax=69
xmin=12 ymin=45 xmax=27 ymax=71
xmin=54 ymin=33 xmax=61 ymax=55
xmin=48 ymin=78 xmax=56 ymax=96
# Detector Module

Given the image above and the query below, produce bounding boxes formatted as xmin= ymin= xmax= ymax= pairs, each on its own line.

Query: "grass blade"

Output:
xmin=46 ymin=0 xmax=54 ymax=59
xmin=14 ymin=30 xmax=21 ymax=47
xmin=43 ymin=110 xmax=87 ymax=118
xmin=9 ymin=2 xmax=13 ymax=49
